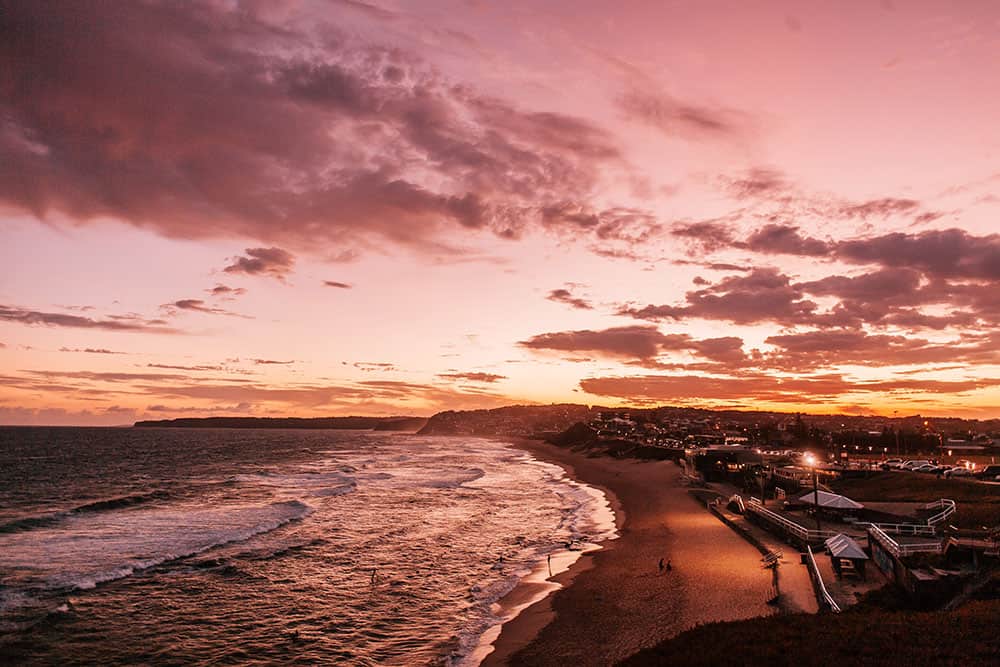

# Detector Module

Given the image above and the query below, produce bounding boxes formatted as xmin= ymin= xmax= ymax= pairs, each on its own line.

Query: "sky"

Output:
xmin=1 ymin=0 xmax=999 ymax=425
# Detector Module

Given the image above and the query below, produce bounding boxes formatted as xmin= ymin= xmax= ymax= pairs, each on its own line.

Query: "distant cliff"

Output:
xmin=417 ymin=404 xmax=598 ymax=438
xmin=134 ymin=416 xmax=422 ymax=430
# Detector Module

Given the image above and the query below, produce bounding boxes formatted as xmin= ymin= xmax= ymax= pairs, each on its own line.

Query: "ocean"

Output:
xmin=0 ymin=427 xmax=615 ymax=665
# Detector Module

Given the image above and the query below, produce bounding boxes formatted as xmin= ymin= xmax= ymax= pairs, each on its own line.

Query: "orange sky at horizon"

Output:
xmin=2 ymin=1 xmax=999 ymax=425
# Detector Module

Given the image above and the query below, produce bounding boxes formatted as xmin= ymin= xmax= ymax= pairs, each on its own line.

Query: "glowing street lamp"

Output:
xmin=804 ymin=452 xmax=821 ymax=531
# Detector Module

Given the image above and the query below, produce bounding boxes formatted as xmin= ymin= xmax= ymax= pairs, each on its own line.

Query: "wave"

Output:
xmin=0 ymin=491 xmax=171 ymax=534
xmin=422 ymin=468 xmax=486 ymax=489
xmin=65 ymin=500 xmax=313 ymax=591
xmin=72 ymin=490 xmax=171 ymax=514
xmin=229 ymin=470 xmax=357 ymax=499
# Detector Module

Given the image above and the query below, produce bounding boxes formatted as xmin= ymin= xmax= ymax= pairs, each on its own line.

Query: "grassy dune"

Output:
xmin=620 ymin=599 xmax=1000 ymax=667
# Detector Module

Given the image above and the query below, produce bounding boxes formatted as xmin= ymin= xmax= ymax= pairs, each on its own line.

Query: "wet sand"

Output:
xmin=482 ymin=440 xmax=777 ymax=666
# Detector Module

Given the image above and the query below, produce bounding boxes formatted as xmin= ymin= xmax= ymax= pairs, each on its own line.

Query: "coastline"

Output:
xmin=468 ymin=438 xmax=624 ymax=666
xmin=480 ymin=439 xmax=778 ymax=666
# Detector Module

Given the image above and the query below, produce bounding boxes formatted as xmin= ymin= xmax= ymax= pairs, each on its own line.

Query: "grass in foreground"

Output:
xmin=619 ymin=599 xmax=1000 ymax=667
xmin=831 ymin=472 xmax=1000 ymax=528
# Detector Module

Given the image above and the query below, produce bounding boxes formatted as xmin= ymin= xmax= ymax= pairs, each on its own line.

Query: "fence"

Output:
xmin=745 ymin=497 xmax=837 ymax=544
xmin=805 ymin=545 xmax=841 ymax=613
xmin=867 ymin=524 xmax=943 ymax=558
xmin=924 ymin=498 xmax=956 ymax=526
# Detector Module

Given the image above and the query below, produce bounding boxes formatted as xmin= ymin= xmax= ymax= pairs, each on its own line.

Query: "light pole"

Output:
xmin=805 ymin=453 xmax=821 ymax=531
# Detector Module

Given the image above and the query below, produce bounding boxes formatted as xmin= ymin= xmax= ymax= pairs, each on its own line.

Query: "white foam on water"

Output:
xmin=230 ymin=469 xmax=358 ymax=499
xmin=0 ymin=500 xmax=312 ymax=598
xmin=452 ymin=448 xmax=620 ymax=666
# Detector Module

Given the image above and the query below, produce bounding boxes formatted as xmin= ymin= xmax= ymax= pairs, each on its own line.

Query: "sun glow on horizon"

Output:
xmin=2 ymin=1 xmax=1000 ymax=425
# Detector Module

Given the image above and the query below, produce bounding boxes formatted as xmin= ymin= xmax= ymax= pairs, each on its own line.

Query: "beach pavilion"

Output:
xmin=824 ymin=533 xmax=869 ymax=579
xmin=794 ymin=489 xmax=865 ymax=525
xmin=796 ymin=489 xmax=864 ymax=511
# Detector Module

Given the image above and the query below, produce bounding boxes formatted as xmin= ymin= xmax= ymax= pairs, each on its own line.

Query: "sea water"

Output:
xmin=0 ymin=427 xmax=615 ymax=665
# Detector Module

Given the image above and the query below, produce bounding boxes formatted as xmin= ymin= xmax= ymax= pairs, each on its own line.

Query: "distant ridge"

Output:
xmin=134 ymin=416 xmax=427 ymax=431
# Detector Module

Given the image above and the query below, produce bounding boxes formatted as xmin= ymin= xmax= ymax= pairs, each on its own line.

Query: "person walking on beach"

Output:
xmin=666 ymin=559 xmax=672 ymax=572
xmin=370 ymin=568 xmax=378 ymax=584
xmin=658 ymin=557 xmax=664 ymax=574
xmin=547 ymin=554 xmax=552 ymax=576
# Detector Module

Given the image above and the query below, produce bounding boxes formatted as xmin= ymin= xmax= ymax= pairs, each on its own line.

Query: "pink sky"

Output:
xmin=2 ymin=0 xmax=999 ymax=425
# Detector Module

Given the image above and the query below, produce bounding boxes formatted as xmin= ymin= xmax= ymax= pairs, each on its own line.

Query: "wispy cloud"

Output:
xmin=0 ymin=305 xmax=180 ymax=334
xmin=437 ymin=372 xmax=507 ymax=383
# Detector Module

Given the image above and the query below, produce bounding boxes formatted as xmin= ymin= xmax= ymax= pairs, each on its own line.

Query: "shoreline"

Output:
xmin=480 ymin=439 xmax=778 ymax=666
xmin=469 ymin=439 xmax=625 ymax=666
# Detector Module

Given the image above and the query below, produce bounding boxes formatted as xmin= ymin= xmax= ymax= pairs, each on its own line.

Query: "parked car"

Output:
xmin=975 ymin=465 xmax=1000 ymax=480
xmin=944 ymin=467 xmax=972 ymax=478
xmin=881 ymin=458 xmax=904 ymax=470
xmin=913 ymin=464 xmax=937 ymax=473
xmin=901 ymin=460 xmax=932 ymax=470
xmin=930 ymin=465 xmax=952 ymax=476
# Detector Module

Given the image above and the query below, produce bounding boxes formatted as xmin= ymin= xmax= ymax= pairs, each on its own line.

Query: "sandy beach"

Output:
xmin=482 ymin=440 xmax=779 ymax=666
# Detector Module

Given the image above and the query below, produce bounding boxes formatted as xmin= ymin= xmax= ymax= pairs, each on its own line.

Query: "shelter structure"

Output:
xmin=796 ymin=490 xmax=864 ymax=510
xmin=825 ymin=533 xmax=869 ymax=579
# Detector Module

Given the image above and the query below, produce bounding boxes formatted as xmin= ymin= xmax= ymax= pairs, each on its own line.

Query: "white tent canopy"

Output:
xmin=825 ymin=533 xmax=869 ymax=560
xmin=796 ymin=489 xmax=864 ymax=510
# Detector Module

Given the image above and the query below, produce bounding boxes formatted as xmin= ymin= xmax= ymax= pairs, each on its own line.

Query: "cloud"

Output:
xmin=0 ymin=305 xmax=180 ymax=333
xmin=520 ymin=325 xmax=680 ymax=360
xmin=580 ymin=373 xmax=1000 ymax=405
xmin=620 ymin=268 xmax=818 ymax=326
xmin=18 ymin=369 xmax=185 ymax=383
xmin=724 ymin=167 xmax=789 ymax=199
xmin=147 ymin=363 xmax=226 ymax=372
xmin=161 ymin=299 xmax=250 ymax=319
xmin=126 ymin=378 xmax=511 ymax=413
xmin=350 ymin=361 xmax=397 ymax=372
xmin=223 ymin=248 xmax=295 ymax=279
xmin=835 ymin=228 xmax=1000 ymax=281
xmin=0 ymin=2 xmax=625 ymax=257
xmin=621 ymin=263 xmax=998 ymax=332
xmin=539 ymin=204 xmax=663 ymax=254
xmin=618 ymin=90 xmax=748 ymax=140
xmin=207 ymin=284 xmax=247 ymax=297
xmin=323 ymin=280 xmax=352 ymax=289
xmin=743 ymin=224 xmax=829 ymax=256
xmin=437 ymin=372 xmax=507 ymax=383
xmin=837 ymin=197 xmax=920 ymax=219
xmin=251 ymin=358 xmax=295 ymax=365
xmin=760 ymin=330 xmax=1000 ymax=372
xmin=670 ymin=221 xmax=736 ymax=253
xmin=59 ymin=347 xmax=126 ymax=354
xmin=546 ymin=288 xmax=592 ymax=310
xmin=518 ymin=325 xmax=747 ymax=369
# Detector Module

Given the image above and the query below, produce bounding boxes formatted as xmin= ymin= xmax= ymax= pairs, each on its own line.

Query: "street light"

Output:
xmin=804 ymin=452 xmax=821 ymax=531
